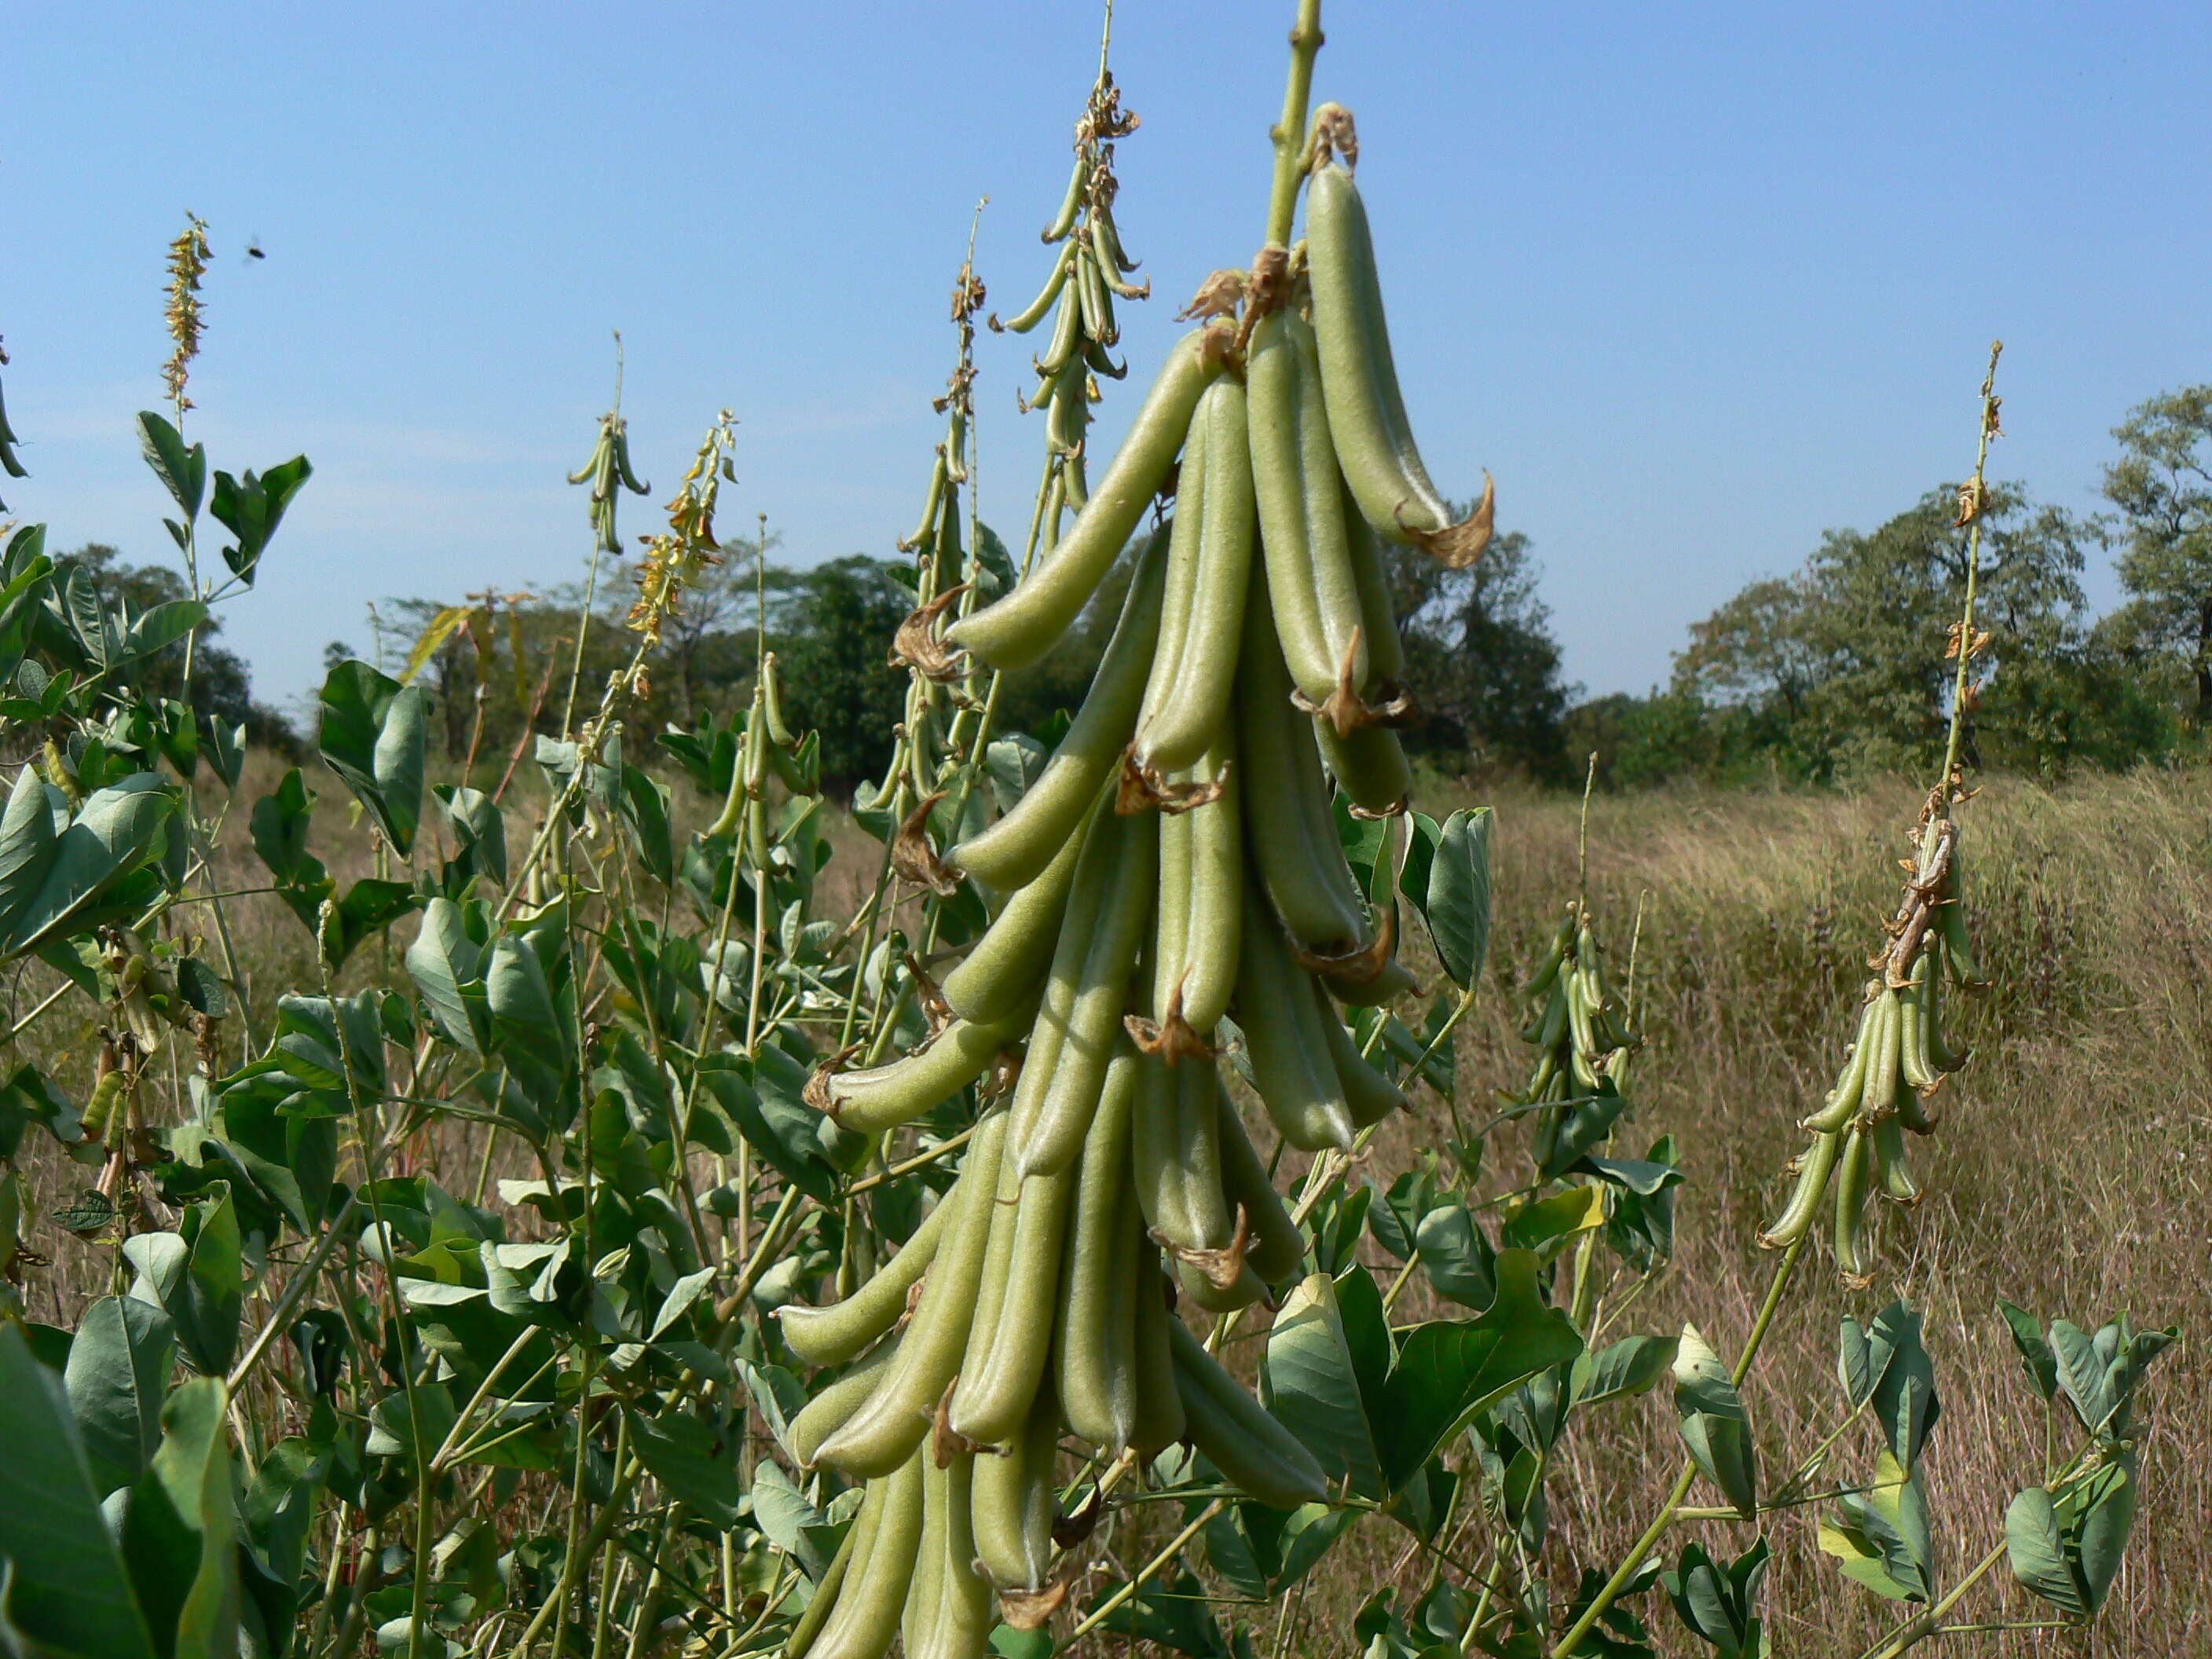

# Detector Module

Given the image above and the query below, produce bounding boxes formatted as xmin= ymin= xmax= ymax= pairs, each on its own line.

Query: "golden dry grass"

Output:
xmin=6 ymin=753 xmax=2206 ymax=1654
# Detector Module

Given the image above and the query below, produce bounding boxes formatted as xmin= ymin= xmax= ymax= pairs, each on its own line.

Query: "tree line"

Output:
xmin=61 ymin=383 xmax=2212 ymax=793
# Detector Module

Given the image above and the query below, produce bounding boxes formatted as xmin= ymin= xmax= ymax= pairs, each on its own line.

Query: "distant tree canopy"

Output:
xmin=1568 ymin=485 xmax=2177 ymax=787
xmin=2100 ymin=384 xmax=2212 ymax=716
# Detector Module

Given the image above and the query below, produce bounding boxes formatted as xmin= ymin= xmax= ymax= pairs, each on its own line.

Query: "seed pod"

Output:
xmin=1009 ymin=808 xmax=1158 ymax=1177
xmin=1800 ymin=994 xmax=1877 ymax=1134
xmin=1235 ymin=882 xmax=1357 ymax=1152
xmin=1166 ymin=1318 xmax=1328 ymax=1507
xmin=822 ymin=1011 xmax=1034 ymax=1135
xmin=1832 ymin=1126 xmax=1874 ymax=1282
xmin=815 ymin=1115 xmax=1009 ymax=1478
xmin=971 ymin=1379 xmax=1062 ymax=1590
xmin=948 ymin=529 xmax=1169 ymax=890
xmin=943 ymin=821 xmax=1087 ymax=1026
xmin=1870 ymin=1115 xmax=1922 ymax=1206
xmin=1306 ymin=162 xmax=1492 ymax=567
xmin=1249 ymin=308 xmax=1379 ymax=705
xmin=950 ymin=1155 xmax=1078 ymax=1444
xmin=1759 ymin=1129 xmax=1841 ymax=1250
xmin=997 ymin=247 xmax=1078 ymax=335
xmin=1316 ymin=720 xmax=1414 ymax=818
xmin=1236 ymin=567 xmax=1372 ymax=954
xmin=781 ymin=1192 xmax=956 ymax=1369
xmin=1129 ymin=1252 xmax=1188 ymax=1457
xmin=949 ymin=330 xmax=1222 ymax=669
xmin=801 ymin=1457 xmax=923 ymax=1659
xmin=1135 ymin=379 xmax=1258 ymax=776
xmin=1054 ymin=1045 xmax=1142 ymax=1450
xmin=1314 ymin=980 xmax=1408 ymax=1130
xmin=1214 ymin=1082 xmax=1306 ymax=1284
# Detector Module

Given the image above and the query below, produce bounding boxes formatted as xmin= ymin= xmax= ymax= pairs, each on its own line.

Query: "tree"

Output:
xmin=772 ymin=555 xmax=912 ymax=798
xmin=1381 ymin=527 xmax=1572 ymax=778
xmin=2101 ymin=385 xmax=2212 ymax=719
xmin=1665 ymin=485 xmax=2144 ymax=778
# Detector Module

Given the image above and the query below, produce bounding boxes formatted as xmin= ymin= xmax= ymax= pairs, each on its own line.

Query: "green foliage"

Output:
xmin=2101 ymin=383 xmax=2212 ymax=716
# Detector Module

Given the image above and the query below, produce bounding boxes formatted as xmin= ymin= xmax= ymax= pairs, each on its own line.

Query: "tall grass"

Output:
xmin=8 ymin=756 xmax=2203 ymax=1652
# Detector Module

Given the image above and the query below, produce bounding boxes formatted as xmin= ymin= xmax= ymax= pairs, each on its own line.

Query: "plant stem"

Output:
xmin=1938 ymin=342 xmax=2004 ymax=812
xmin=1264 ymin=0 xmax=1326 ymax=248
xmin=1547 ymin=1233 xmax=1810 ymax=1658
xmin=1066 ymin=1498 xmax=1228 ymax=1642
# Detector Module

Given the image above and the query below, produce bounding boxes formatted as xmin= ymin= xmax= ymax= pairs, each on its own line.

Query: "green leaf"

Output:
xmin=0 ymin=1323 xmax=159 ymax=1659
xmin=1370 ymin=1250 xmax=1583 ymax=1492
xmin=317 ymin=660 xmax=427 ymax=857
xmin=209 ymin=456 xmax=312 ymax=585
xmin=750 ymin=1460 xmax=836 ymax=1578
xmin=1661 ymin=1538 xmax=1769 ymax=1658
xmin=2064 ymin=1456 xmax=2137 ymax=1613
xmin=405 ymin=897 xmax=489 ymax=1057
xmin=63 ymin=1296 xmax=177 ymax=1496
xmin=434 ymin=786 xmax=507 ymax=888
xmin=1673 ymin=1324 xmax=1756 ymax=1518
xmin=1422 ymin=807 xmax=1493 ymax=989
xmin=125 ymin=1188 xmax=244 ymax=1377
xmin=697 ymin=1050 xmax=839 ymax=1206
xmin=2005 ymin=1485 xmax=2088 ymax=1615
xmin=615 ymin=765 xmax=674 ymax=886
xmin=1866 ymin=1303 xmax=1939 ymax=1473
xmin=1826 ymin=1451 xmax=1931 ymax=1602
xmin=1397 ymin=811 xmax=1442 ymax=926
xmin=119 ymin=599 xmax=209 ymax=665
xmin=1571 ymin=1333 xmax=1678 ymax=1407
xmin=625 ymin=1408 xmax=743 ymax=1527
xmin=1411 ymin=1196 xmax=1495 ymax=1309
xmin=136 ymin=412 xmax=206 ymax=519
xmin=1 ymin=775 xmax=175 ymax=960
xmin=1264 ymin=1272 xmax=1384 ymax=1498
xmin=120 ymin=1378 xmax=240 ymax=1659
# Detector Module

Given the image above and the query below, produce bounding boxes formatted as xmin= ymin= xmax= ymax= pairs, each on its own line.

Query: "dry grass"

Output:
xmin=6 ymin=754 xmax=2206 ymax=1654
xmin=1328 ymin=766 xmax=2211 ymax=1656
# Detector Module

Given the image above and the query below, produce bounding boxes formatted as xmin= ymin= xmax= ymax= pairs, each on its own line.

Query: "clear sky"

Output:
xmin=9 ymin=2 xmax=2210 ymax=722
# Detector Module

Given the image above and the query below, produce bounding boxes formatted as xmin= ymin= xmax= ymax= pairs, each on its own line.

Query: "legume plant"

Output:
xmin=0 ymin=6 xmax=2178 ymax=1658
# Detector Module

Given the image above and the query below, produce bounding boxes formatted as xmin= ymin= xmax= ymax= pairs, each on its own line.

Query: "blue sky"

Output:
xmin=9 ymin=2 xmax=2210 ymax=721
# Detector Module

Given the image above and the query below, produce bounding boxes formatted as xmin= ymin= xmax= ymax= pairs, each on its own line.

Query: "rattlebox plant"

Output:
xmin=0 ymin=8 xmax=2183 ymax=1659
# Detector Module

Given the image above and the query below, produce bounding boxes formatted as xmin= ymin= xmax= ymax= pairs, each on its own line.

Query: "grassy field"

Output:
xmin=8 ymin=754 xmax=2205 ymax=1654
xmin=1347 ymin=766 xmax=2210 ymax=1656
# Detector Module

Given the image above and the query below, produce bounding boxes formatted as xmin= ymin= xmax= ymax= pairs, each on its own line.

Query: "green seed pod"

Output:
xmin=942 ymin=818 xmax=1089 ymax=1025
xmin=1055 ymin=1046 xmax=1142 ymax=1450
xmin=971 ymin=1379 xmax=1062 ymax=1590
xmin=1759 ymin=1129 xmax=1841 ymax=1250
xmin=781 ymin=1191 xmax=956 ymax=1368
xmin=1136 ymin=379 xmax=1258 ymax=776
xmin=1306 ymin=162 xmax=1490 ymax=566
xmin=814 ymin=1115 xmax=1009 ymax=1478
xmin=1167 ymin=1319 xmax=1328 ymax=1507
xmin=948 ymin=329 xmax=1222 ymax=670
xmin=947 ymin=529 xmax=1169 ymax=891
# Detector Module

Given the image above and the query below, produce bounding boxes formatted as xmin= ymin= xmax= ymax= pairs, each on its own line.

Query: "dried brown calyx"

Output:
xmin=1153 ymin=1204 xmax=1253 ymax=1292
xmin=801 ymin=1041 xmax=866 ymax=1115
xmin=892 ymin=791 xmax=962 ymax=896
xmin=1291 ymin=905 xmax=1399 ymax=987
xmin=1402 ymin=469 xmax=1496 ymax=570
xmin=891 ymin=584 xmax=972 ymax=683
xmin=1291 ymin=626 xmax=1419 ymax=738
xmin=997 ymin=1580 xmax=1071 ymax=1630
xmin=1115 ymin=747 xmax=1231 ymax=816
xmin=1305 ymin=101 xmax=1359 ymax=171
xmin=1123 ymin=980 xmax=1217 ymax=1065
xmin=931 ymin=1381 xmax=996 ymax=1467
